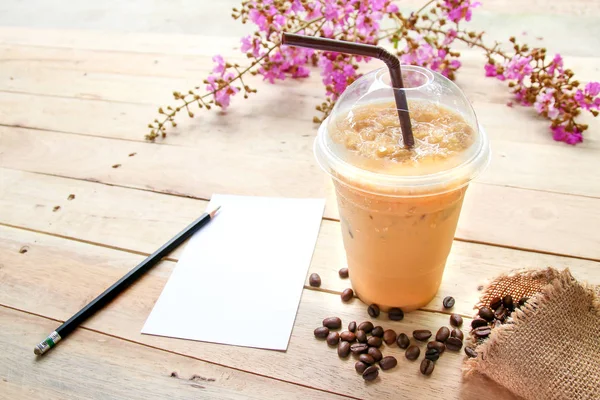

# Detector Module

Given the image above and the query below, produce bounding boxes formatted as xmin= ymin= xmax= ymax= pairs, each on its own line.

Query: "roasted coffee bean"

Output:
xmin=388 ymin=307 xmax=404 ymax=321
xmin=314 ymin=326 xmax=329 ymax=339
xmin=371 ymin=326 xmax=384 ymax=338
xmin=471 ymin=318 xmax=488 ymax=329
xmin=356 ymin=330 xmax=367 ymax=343
xmin=427 ymin=341 xmax=446 ymax=354
xmin=358 ymin=321 xmax=374 ymax=333
xmin=445 ymin=337 xmax=463 ymax=351
xmin=451 ymin=328 xmax=464 ymax=341
xmin=379 ymin=356 xmax=398 ymax=370
xmin=425 ymin=348 xmax=440 ymax=361
xmin=367 ymin=336 xmax=383 ymax=348
xmin=338 ymin=268 xmax=349 ymax=279
xmin=503 ymin=295 xmax=514 ymax=311
xmin=340 ymin=331 xmax=356 ymax=342
xmin=473 ymin=326 xmax=492 ymax=338
xmin=348 ymin=321 xmax=357 ymax=333
xmin=383 ymin=329 xmax=397 ymax=345
xmin=413 ymin=330 xmax=432 ymax=341
xmin=362 ymin=365 xmax=379 ymax=381
xmin=464 ymin=346 xmax=477 ymax=358
xmin=341 ymin=288 xmax=354 ymax=302
xmin=368 ymin=347 xmax=383 ymax=362
xmin=308 ymin=273 xmax=321 ymax=287
xmin=442 ymin=296 xmax=455 ymax=309
xmin=490 ymin=297 xmax=503 ymax=310
xmin=435 ymin=326 xmax=450 ymax=342
xmin=359 ymin=354 xmax=375 ymax=365
xmin=368 ymin=304 xmax=380 ymax=318
xmin=350 ymin=343 xmax=368 ymax=354
xmin=397 ymin=333 xmax=410 ymax=349
xmin=355 ymin=361 xmax=368 ymax=374
xmin=327 ymin=332 xmax=340 ymax=346
xmin=494 ymin=305 xmax=507 ymax=321
xmin=405 ymin=345 xmax=420 ymax=360
xmin=478 ymin=306 xmax=495 ymax=322
xmin=420 ymin=359 xmax=435 ymax=376
xmin=450 ymin=313 xmax=463 ymax=327
xmin=518 ymin=297 xmax=529 ymax=308
xmin=338 ymin=341 xmax=350 ymax=357
xmin=323 ymin=317 xmax=342 ymax=330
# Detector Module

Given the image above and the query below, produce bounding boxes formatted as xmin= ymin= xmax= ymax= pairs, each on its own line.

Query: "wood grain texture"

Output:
xmin=0 ymin=224 xmax=516 ymax=400
xmin=1 ymin=169 xmax=598 ymax=319
xmin=0 ymin=1 xmax=599 ymax=398
xmin=1 ymin=128 xmax=599 ymax=260
xmin=0 ymin=308 xmax=348 ymax=400
xmin=0 ymin=38 xmax=599 ymax=196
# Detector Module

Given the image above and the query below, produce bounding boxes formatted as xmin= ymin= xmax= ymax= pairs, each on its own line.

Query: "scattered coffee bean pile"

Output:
xmin=309 ymin=271 xmax=498 ymax=381
xmin=315 ymin=317 xmax=403 ymax=381
xmin=314 ymin=297 xmax=474 ymax=381
xmin=464 ymin=295 xmax=530 ymax=356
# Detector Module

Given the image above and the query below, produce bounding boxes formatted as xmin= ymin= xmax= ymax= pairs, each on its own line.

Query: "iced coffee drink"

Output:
xmin=315 ymin=66 xmax=490 ymax=312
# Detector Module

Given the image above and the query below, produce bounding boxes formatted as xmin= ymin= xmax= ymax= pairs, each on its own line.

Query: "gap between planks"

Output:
xmin=0 ymin=304 xmax=359 ymax=400
xmin=2 ymin=166 xmax=598 ymax=264
xmin=0 ymin=220 xmax=468 ymax=319
xmin=0 ymin=122 xmax=192 ymax=148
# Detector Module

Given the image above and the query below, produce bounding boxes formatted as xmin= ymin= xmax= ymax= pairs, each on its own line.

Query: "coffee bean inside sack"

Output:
xmin=466 ymin=295 xmax=532 ymax=352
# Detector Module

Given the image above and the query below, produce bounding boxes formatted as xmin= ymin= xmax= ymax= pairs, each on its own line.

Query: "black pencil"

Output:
xmin=33 ymin=206 xmax=221 ymax=356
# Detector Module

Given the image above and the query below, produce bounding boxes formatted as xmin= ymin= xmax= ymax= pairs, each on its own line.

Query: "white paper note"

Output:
xmin=142 ymin=194 xmax=325 ymax=350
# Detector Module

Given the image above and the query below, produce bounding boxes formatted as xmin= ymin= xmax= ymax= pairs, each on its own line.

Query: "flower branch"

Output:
xmin=147 ymin=0 xmax=599 ymax=145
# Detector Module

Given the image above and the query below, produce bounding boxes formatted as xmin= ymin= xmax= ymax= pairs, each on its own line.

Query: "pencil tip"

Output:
xmin=209 ymin=205 xmax=221 ymax=218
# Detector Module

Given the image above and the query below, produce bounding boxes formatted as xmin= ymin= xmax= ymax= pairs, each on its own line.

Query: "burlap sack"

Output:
xmin=463 ymin=268 xmax=600 ymax=400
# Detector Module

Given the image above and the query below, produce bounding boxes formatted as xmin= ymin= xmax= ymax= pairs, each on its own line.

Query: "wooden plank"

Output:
xmin=0 ymin=27 xmax=243 ymax=56
xmin=0 ymin=224 xmax=505 ymax=400
xmin=1 ymin=54 xmax=599 ymax=150
xmin=1 ymin=54 xmax=599 ymax=197
xmin=0 ymin=6 xmax=598 ymax=60
xmin=1 ymin=128 xmax=599 ymax=259
xmin=0 ymin=307 xmax=347 ymax=400
xmin=1 ymin=169 xmax=598 ymax=318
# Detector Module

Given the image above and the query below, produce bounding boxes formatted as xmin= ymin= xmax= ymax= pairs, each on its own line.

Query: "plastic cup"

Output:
xmin=314 ymin=65 xmax=490 ymax=312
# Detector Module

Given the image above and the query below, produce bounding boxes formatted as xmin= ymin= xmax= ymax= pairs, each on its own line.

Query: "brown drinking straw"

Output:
xmin=282 ymin=33 xmax=414 ymax=148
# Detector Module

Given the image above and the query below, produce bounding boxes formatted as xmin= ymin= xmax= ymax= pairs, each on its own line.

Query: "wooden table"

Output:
xmin=1 ymin=1 xmax=599 ymax=399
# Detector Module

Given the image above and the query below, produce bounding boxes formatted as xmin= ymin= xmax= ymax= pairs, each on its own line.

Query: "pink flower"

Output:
xmin=551 ymin=125 xmax=583 ymax=145
xmin=443 ymin=0 xmax=481 ymax=23
xmin=443 ymin=29 xmax=458 ymax=46
xmin=290 ymin=0 xmax=304 ymax=13
xmin=249 ymin=9 xmax=269 ymax=32
xmin=534 ymin=88 xmax=559 ymax=119
xmin=212 ymin=55 xmax=226 ymax=73
xmin=318 ymin=53 xmax=358 ymax=99
xmin=547 ymin=54 xmax=564 ymax=75
xmin=386 ymin=3 xmax=399 ymax=13
xmin=574 ymin=81 xmax=600 ymax=110
xmin=324 ymin=1 xmax=340 ymax=21
xmin=585 ymin=82 xmax=600 ymax=96
xmin=273 ymin=14 xmax=287 ymax=29
xmin=503 ymin=55 xmax=533 ymax=82
xmin=484 ymin=63 xmax=497 ymax=77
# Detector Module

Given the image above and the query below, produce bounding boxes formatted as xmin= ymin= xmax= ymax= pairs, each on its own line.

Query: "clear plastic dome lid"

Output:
xmin=315 ymin=65 xmax=490 ymax=196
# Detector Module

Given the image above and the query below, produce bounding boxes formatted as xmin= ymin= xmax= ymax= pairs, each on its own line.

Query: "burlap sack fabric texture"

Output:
xmin=463 ymin=268 xmax=600 ymax=400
